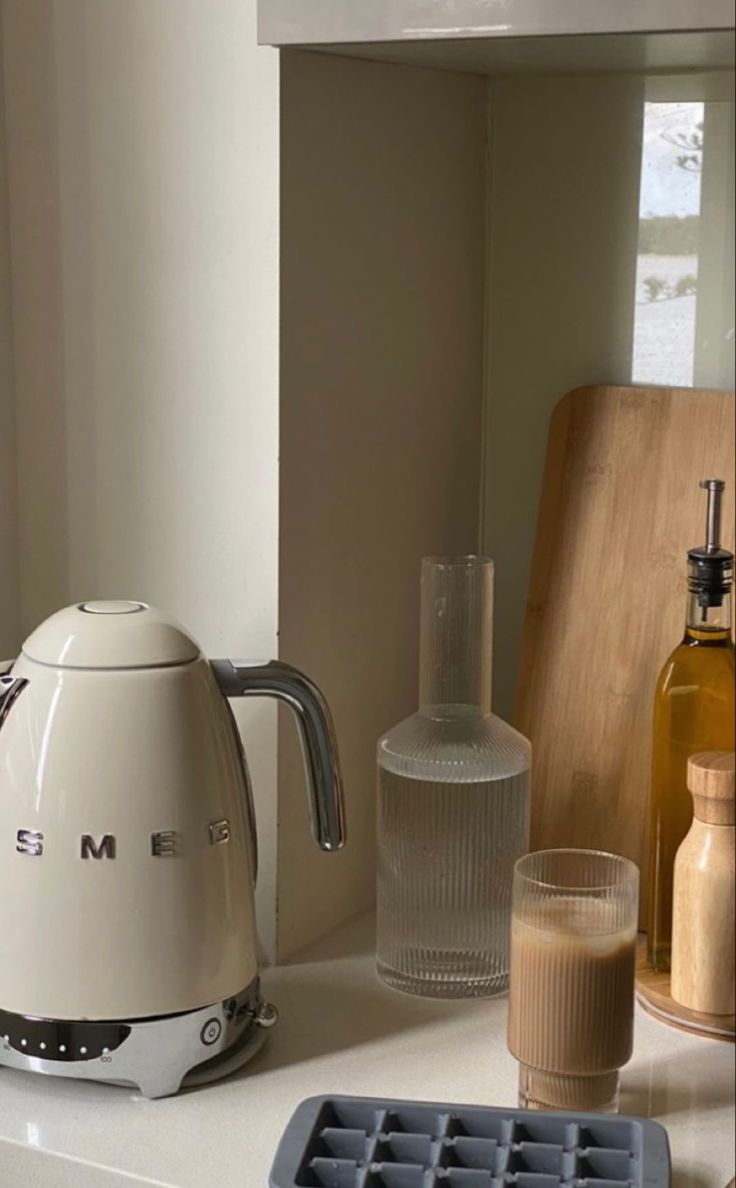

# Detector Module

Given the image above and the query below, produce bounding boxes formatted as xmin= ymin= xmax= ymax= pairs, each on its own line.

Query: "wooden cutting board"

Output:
xmin=515 ymin=385 xmax=735 ymax=924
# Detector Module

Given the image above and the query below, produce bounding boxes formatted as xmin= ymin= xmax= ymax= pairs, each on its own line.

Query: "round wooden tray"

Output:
xmin=635 ymin=938 xmax=735 ymax=1042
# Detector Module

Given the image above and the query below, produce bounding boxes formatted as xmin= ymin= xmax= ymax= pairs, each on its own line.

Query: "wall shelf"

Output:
xmin=259 ymin=1 xmax=734 ymax=76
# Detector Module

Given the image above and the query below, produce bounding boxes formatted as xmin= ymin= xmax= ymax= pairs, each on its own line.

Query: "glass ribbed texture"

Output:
xmin=507 ymin=850 xmax=639 ymax=1114
xmin=376 ymin=557 xmax=531 ymax=999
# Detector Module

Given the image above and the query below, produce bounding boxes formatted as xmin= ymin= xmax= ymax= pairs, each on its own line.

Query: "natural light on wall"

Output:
xmin=633 ymin=102 xmax=704 ymax=387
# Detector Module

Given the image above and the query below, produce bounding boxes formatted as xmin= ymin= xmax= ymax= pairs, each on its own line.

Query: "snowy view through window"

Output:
xmin=633 ymin=102 xmax=703 ymax=386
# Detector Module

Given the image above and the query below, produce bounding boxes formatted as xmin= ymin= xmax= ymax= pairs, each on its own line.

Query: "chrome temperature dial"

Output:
xmin=0 ymin=1010 xmax=131 ymax=1062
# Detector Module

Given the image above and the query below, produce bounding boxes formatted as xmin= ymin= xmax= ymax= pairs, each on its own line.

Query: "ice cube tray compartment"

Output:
xmin=271 ymin=1096 xmax=670 ymax=1188
xmin=440 ymin=1137 xmax=498 ymax=1170
xmin=373 ymin=1135 xmax=433 ymax=1164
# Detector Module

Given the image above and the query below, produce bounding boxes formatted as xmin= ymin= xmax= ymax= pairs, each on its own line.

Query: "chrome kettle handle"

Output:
xmin=210 ymin=659 xmax=346 ymax=852
xmin=0 ymin=662 xmax=27 ymax=731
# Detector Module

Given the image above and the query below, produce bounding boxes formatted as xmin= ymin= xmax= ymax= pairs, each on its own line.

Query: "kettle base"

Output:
xmin=0 ymin=978 xmax=277 ymax=1099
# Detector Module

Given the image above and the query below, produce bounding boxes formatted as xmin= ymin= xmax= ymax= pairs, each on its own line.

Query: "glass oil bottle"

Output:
xmin=647 ymin=479 xmax=735 ymax=972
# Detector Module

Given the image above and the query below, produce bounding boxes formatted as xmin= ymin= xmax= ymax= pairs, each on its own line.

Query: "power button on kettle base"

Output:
xmin=200 ymin=1019 xmax=222 ymax=1047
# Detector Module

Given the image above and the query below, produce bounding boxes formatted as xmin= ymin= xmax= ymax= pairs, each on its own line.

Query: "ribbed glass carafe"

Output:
xmin=376 ymin=556 xmax=531 ymax=998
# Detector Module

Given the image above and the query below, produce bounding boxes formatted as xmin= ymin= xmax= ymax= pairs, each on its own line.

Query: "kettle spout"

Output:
xmin=0 ymin=667 xmax=28 ymax=730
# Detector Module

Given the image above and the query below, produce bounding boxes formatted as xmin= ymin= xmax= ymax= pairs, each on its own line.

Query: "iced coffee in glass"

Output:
xmin=507 ymin=849 xmax=639 ymax=1113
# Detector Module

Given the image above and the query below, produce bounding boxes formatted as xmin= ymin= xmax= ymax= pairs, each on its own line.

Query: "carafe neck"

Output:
xmin=418 ymin=556 xmax=493 ymax=718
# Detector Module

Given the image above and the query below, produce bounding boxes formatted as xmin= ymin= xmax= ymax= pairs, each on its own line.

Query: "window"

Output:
xmin=633 ymin=101 xmax=703 ymax=386
xmin=632 ymin=81 xmax=735 ymax=390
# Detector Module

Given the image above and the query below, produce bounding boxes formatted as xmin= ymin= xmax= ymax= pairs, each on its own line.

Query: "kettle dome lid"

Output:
xmin=22 ymin=601 xmax=201 ymax=669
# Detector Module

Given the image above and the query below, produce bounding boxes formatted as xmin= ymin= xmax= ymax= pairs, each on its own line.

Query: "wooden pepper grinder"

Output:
xmin=671 ymin=751 xmax=735 ymax=1016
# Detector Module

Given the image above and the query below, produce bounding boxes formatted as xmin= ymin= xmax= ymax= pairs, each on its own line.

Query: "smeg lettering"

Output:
xmin=14 ymin=821 xmax=230 ymax=859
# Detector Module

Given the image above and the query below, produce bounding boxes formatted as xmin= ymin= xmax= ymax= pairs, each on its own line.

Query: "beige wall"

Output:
xmin=482 ymin=74 xmax=645 ymax=720
xmin=1 ymin=0 xmax=281 ymax=953
xmin=278 ymin=50 xmax=488 ymax=958
xmin=0 ymin=6 xmax=19 ymax=659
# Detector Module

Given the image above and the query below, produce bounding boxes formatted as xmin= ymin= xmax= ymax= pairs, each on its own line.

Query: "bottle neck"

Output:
xmin=418 ymin=556 xmax=493 ymax=718
xmin=685 ymin=589 xmax=732 ymax=639
xmin=685 ymin=551 xmax=732 ymax=640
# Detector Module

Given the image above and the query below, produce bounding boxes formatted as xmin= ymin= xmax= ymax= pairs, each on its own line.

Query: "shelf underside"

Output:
xmin=282 ymin=31 xmax=734 ymax=78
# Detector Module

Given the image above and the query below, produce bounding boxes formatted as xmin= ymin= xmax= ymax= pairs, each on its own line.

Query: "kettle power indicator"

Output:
xmin=14 ymin=821 xmax=232 ymax=858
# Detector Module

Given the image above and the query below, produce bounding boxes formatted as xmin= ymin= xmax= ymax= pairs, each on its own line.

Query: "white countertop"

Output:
xmin=0 ymin=913 xmax=734 ymax=1187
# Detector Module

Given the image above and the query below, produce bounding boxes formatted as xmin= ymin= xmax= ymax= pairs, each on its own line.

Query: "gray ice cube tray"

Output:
xmin=269 ymin=1095 xmax=670 ymax=1187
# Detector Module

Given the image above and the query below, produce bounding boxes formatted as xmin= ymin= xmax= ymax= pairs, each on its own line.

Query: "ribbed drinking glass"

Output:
xmin=376 ymin=556 xmax=531 ymax=998
xmin=507 ymin=849 xmax=639 ymax=1113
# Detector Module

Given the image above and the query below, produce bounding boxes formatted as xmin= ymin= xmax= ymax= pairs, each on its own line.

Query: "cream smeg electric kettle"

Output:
xmin=0 ymin=600 xmax=345 ymax=1097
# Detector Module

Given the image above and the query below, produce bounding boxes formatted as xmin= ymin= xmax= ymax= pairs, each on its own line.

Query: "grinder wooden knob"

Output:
xmin=671 ymin=752 xmax=735 ymax=1017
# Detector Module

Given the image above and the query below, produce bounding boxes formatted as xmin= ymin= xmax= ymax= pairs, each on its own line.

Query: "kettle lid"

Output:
xmin=22 ymin=601 xmax=201 ymax=669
